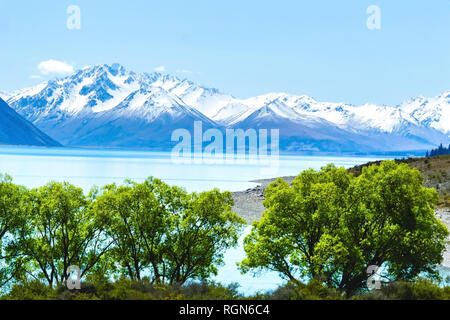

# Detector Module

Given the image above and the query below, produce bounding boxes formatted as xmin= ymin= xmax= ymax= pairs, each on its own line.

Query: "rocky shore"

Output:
xmin=436 ymin=208 xmax=450 ymax=269
xmin=231 ymin=176 xmax=294 ymax=224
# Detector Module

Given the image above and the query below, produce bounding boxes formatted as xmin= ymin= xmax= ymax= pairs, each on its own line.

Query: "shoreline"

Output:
xmin=231 ymin=186 xmax=265 ymax=225
xmin=232 ymin=176 xmax=295 ymax=224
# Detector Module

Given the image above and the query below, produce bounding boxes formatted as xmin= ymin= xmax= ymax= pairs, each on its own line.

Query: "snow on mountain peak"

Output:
xmin=399 ymin=91 xmax=450 ymax=135
xmin=3 ymin=63 xmax=449 ymax=151
xmin=0 ymin=91 xmax=10 ymax=100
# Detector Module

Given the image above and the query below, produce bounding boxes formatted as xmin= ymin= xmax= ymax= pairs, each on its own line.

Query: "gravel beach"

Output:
xmin=231 ymin=176 xmax=295 ymax=224
xmin=436 ymin=208 xmax=450 ymax=268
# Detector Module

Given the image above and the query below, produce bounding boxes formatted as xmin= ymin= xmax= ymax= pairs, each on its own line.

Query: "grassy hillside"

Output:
xmin=348 ymin=155 xmax=450 ymax=207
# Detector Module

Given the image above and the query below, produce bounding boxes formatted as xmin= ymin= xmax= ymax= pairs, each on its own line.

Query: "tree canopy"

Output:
xmin=0 ymin=177 xmax=245 ymax=292
xmin=0 ymin=161 xmax=448 ymax=299
xmin=93 ymin=178 xmax=245 ymax=284
xmin=0 ymin=174 xmax=28 ymax=289
xmin=240 ymin=161 xmax=449 ymax=296
xmin=13 ymin=182 xmax=114 ymax=287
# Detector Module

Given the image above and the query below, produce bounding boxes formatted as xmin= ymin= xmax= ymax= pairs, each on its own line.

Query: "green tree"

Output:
xmin=164 ymin=188 xmax=246 ymax=284
xmin=16 ymin=182 xmax=114 ymax=287
xmin=92 ymin=178 xmax=173 ymax=281
xmin=94 ymin=177 xmax=245 ymax=285
xmin=240 ymin=161 xmax=449 ymax=296
xmin=0 ymin=174 xmax=28 ymax=290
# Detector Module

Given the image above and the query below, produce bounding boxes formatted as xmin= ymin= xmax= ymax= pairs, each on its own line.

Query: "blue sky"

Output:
xmin=1 ymin=0 xmax=449 ymax=106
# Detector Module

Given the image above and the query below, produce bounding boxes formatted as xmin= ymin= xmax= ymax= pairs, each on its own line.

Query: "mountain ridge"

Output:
xmin=3 ymin=63 xmax=449 ymax=152
xmin=0 ymin=98 xmax=61 ymax=147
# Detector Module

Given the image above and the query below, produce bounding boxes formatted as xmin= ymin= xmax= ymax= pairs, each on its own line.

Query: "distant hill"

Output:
xmin=0 ymin=98 xmax=61 ymax=147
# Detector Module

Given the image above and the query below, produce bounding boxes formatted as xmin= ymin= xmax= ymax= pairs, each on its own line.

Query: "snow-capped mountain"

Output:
xmin=6 ymin=64 xmax=217 ymax=148
xmin=210 ymin=92 xmax=449 ymax=152
xmin=3 ymin=63 xmax=449 ymax=152
xmin=213 ymin=92 xmax=449 ymax=136
xmin=399 ymin=92 xmax=450 ymax=135
xmin=149 ymin=74 xmax=234 ymax=119
xmin=0 ymin=91 xmax=10 ymax=100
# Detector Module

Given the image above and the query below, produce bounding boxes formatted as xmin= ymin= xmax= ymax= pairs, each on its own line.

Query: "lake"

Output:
xmin=0 ymin=146 xmax=402 ymax=294
xmin=0 ymin=146 xmax=390 ymax=192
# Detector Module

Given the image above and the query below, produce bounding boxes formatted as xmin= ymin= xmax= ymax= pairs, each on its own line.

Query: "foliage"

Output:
xmin=254 ymin=279 xmax=344 ymax=300
xmin=0 ymin=174 xmax=28 ymax=291
xmin=6 ymin=277 xmax=449 ymax=300
xmin=356 ymin=279 xmax=450 ymax=300
xmin=12 ymin=182 xmax=113 ymax=287
xmin=1 ymin=277 xmax=242 ymax=300
xmin=0 ymin=162 xmax=449 ymax=300
xmin=1 ymin=279 xmax=56 ymax=300
xmin=0 ymin=176 xmax=244 ymax=293
xmin=349 ymin=154 xmax=450 ymax=207
xmin=93 ymin=177 xmax=245 ymax=285
xmin=240 ymin=161 xmax=449 ymax=296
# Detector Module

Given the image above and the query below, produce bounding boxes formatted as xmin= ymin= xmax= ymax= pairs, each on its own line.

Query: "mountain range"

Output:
xmin=0 ymin=97 xmax=61 ymax=147
xmin=2 ymin=63 xmax=449 ymax=153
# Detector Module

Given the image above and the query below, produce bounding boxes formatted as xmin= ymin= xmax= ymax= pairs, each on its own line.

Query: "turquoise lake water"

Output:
xmin=0 ymin=146 xmax=388 ymax=192
xmin=3 ymin=146 xmax=446 ymax=295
